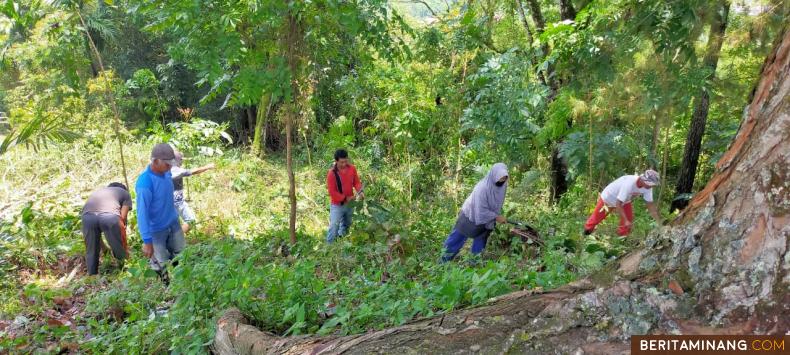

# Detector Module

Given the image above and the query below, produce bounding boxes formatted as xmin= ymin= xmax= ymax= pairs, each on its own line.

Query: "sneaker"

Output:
xmin=583 ymin=229 xmax=593 ymax=236
xmin=157 ymin=269 xmax=170 ymax=286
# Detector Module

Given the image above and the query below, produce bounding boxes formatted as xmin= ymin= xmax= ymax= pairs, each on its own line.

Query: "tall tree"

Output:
xmin=524 ymin=0 xmax=572 ymax=202
xmin=79 ymin=0 xmax=116 ymax=77
xmin=283 ymin=12 xmax=301 ymax=245
xmin=548 ymin=0 xmax=581 ymax=202
xmin=216 ymin=28 xmax=790 ymax=353
xmin=671 ymin=1 xmax=730 ymax=212
xmin=136 ymin=0 xmax=405 ymax=241
xmin=1 ymin=0 xmax=97 ymax=156
xmin=63 ymin=0 xmax=129 ymax=186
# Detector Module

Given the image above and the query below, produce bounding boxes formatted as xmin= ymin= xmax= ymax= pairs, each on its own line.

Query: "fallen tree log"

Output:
xmin=214 ymin=28 xmax=790 ymax=354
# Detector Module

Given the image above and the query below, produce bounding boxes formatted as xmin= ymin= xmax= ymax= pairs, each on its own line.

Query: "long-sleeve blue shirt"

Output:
xmin=135 ymin=165 xmax=178 ymax=244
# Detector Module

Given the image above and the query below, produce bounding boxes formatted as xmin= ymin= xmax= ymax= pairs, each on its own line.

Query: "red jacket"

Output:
xmin=327 ymin=164 xmax=362 ymax=205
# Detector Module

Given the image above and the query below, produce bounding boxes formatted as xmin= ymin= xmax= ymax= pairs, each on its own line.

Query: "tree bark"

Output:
xmin=525 ymin=0 xmax=545 ymax=35
xmin=671 ymin=1 xmax=730 ymax=212
xmin=523 ymin=0 xmax=569 ymax=202
xmin=244 ymin=106 xmax=255 ymax=145
xmin=85 ymin=35 xmax=100 ymax=78
xmin=558 ymin=0 xmax=576 ymax=21
xmin=650 ymin=114 xmax=660 ymax=164
xmin=514 ymin=0 xmax=534 ymax=47
xmin=550 ymin=145 xmax=568 ymax=202
xmin=669 ymin=1 xmax=730 ymax=212
xmin=522 ymin=0 xmax=553 ymax=89
xmin=215 ymin=28 xmax=790 ymax=354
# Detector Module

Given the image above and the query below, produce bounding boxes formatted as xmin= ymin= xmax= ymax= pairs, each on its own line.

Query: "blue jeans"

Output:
xmin=149 ymin=220 xmax=185 ymax=271
xmin=326 ymin=204 xmax=353 ymax=243
xmin=441 ymin=229 xmax=490 ymax=262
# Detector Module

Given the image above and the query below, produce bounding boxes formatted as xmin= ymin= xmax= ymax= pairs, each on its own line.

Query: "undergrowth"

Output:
xmin=0 ymin=140 xmax=658 ymax=353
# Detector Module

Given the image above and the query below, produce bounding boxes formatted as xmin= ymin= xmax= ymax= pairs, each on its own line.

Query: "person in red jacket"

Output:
xmin=326 ymin=149 xmax=364 ymax=243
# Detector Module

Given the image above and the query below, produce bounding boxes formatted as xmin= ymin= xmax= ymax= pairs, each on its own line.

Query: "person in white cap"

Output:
xmin=583 ymin=169 xmax=662 ymax=236
xmin=170 ymin=150 xmax=215 ymax=234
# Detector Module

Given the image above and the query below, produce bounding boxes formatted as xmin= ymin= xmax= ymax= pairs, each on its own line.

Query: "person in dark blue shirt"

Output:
xmin=136 ymin=143 xmax=183 ymax=277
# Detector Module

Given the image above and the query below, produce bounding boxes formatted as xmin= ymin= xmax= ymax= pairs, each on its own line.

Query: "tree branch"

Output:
xmin=514 ymin=0 xmax=534 ymax=47
xmin=396 ymin=0 xmax=440 ymax=18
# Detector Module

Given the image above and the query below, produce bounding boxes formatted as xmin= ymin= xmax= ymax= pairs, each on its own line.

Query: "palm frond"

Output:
xmin=84 ymin=5 xmax=118 ymax=43
xmin=0 ymin=110 xmax=80 ymax=155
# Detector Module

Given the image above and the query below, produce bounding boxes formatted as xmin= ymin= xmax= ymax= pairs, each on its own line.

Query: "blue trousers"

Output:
xmin=441 ymin=229 xmax=491 ymax=262
xmin=326 ymin=204 xmax=353 ymax=243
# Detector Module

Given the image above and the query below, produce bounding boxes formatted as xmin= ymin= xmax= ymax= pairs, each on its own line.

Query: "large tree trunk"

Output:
xmin=214 ymin=29 xmax=790 ymax=354
xmin=671 ymin=1 xmax=731 ymax=213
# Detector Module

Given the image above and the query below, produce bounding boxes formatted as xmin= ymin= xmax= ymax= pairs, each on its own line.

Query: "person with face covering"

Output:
xmin=441 ymin=163 xmax=509 ymax=263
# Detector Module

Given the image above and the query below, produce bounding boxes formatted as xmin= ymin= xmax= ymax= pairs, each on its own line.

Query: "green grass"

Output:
xmin=0 ymin=139 xmax=658 ymax=353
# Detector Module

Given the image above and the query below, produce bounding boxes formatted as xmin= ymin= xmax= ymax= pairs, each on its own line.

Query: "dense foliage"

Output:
xmin=1 ymin=0 xmax=786 ymax=352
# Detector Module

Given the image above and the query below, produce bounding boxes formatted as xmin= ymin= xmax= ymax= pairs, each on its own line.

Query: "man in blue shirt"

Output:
xmin=136 ymin=143 xmax=184 ymax=276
